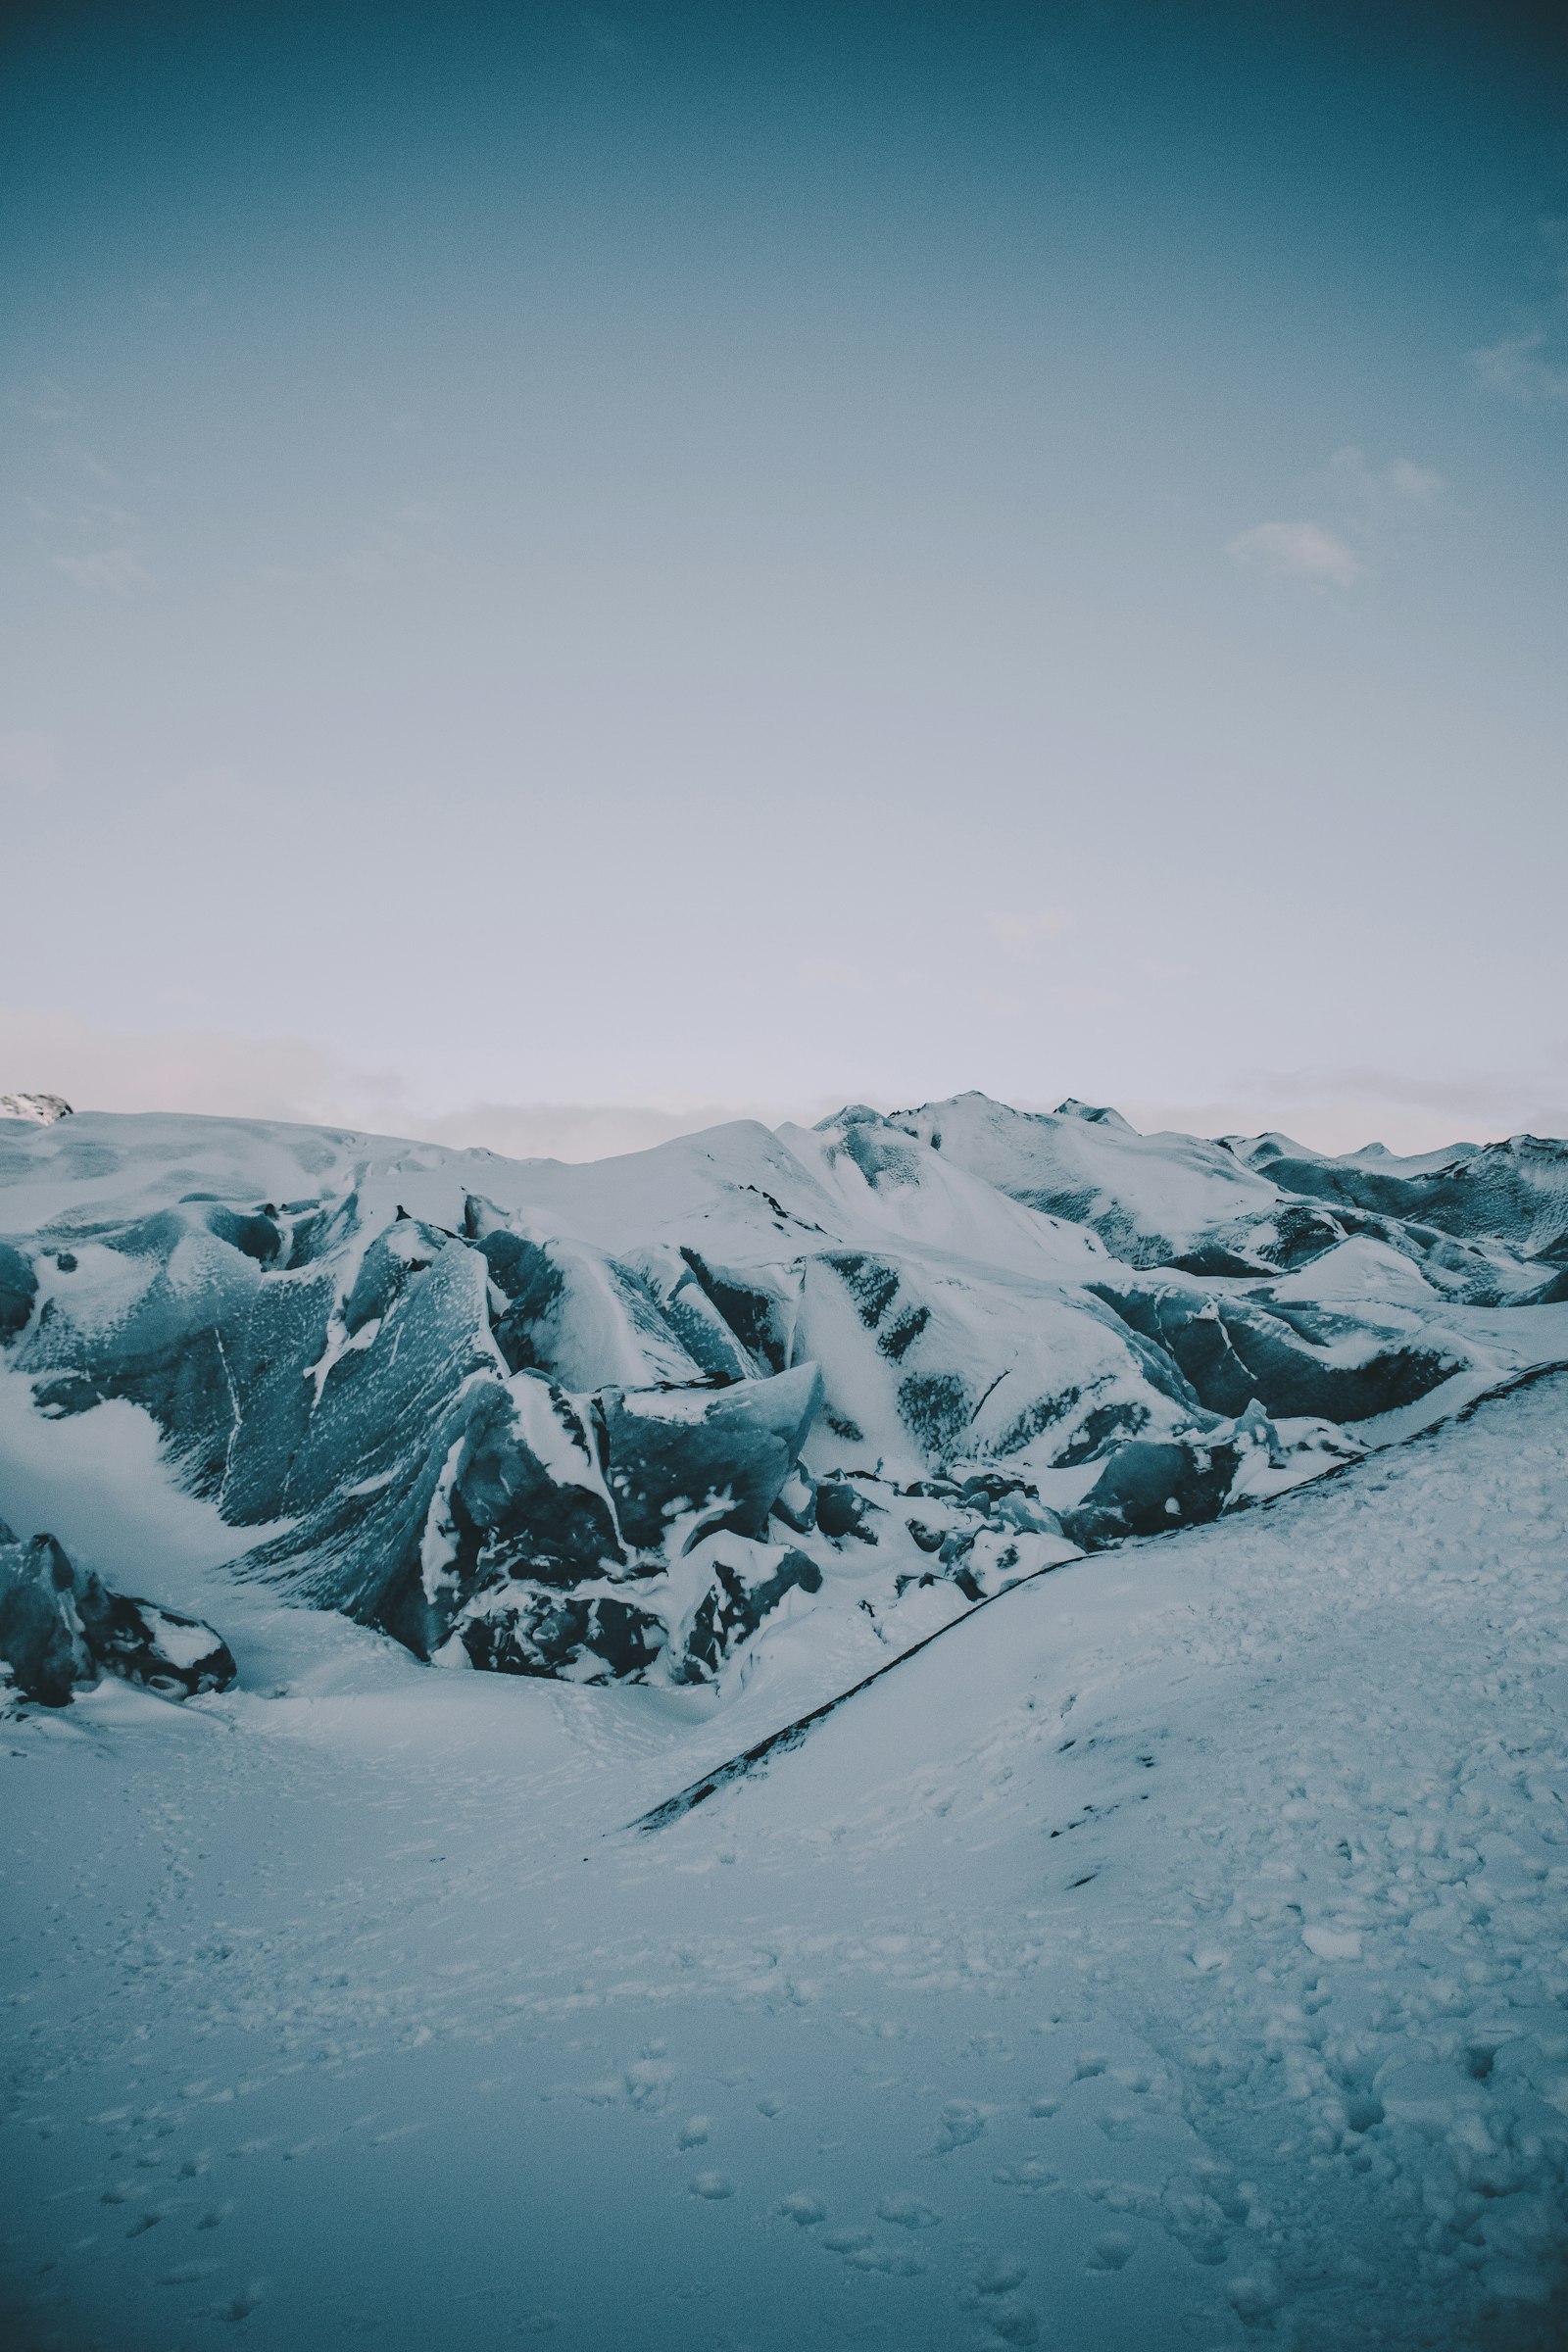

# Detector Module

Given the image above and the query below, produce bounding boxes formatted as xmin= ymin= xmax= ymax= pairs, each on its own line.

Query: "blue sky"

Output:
xmin=3 ymin=1 xmax=1565 ymax=1153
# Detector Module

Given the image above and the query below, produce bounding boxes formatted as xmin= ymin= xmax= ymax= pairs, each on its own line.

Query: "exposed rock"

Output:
xmin=0 ymin=1516 xmax=236 ymax=1705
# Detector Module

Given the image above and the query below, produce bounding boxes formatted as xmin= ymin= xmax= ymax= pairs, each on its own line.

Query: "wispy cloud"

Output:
xmin=985 ymin=907 xmax=1072 ymax=958
xmin=1469 ymin=329 xmax=1568 ymax=409
xmin=51 ymin=548 xmax=154 ymax=596
xmin=1325 ymin=446 xmax=1443 ymax=512
xmin=1468 ymin=217 xmax=1568 ymax=411
xmin=1225 ymin=520 xmax=1363 ymax=588
xmin=1225 ymin=447 xmax=1443 ymax=591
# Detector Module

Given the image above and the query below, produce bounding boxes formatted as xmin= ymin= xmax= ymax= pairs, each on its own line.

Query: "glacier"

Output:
xmin=1 ymin=1095 xmax=1564 ymax=1696
xmin=3 ymin=1094 xmax=1568 ymax=2349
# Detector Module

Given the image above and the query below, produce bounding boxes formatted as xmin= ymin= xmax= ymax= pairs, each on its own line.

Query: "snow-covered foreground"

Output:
xmin=4 ymin=1371 xmax=1567 ymax=2351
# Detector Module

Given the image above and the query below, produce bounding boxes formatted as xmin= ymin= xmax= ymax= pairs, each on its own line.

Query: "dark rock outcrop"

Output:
xmin=0 ymin=1516 xmax=236 ymax=1706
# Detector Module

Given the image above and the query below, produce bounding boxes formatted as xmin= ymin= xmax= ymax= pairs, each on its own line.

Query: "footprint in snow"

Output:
xmin=846 ymin=2244 xmax=927 ymax=2276
xmin=981 ymin=2292 xmax=1040 ymax=2345
xmin=625 ymin=2058 xmax=676 ymax=2111
xmin=779 ymin=2191 xmax=825 ymax=2226
xmin=205 ymin=2281 xmax=265 ymax=2324
xmin=876 ymin=2193 xmax=942 ymax=2230
xmin=1087 ymin=2231 xmax=1136 ymax=2271
xmin=689 ymin=2171 xmax=733 ymax=2201
xmin=992 ymin=2159 xmax=1057 ymax=2191
xmin=157 ymin=2259 xmax=220 ymax=2286
xmin=930 ymin=2099 xmax=986 ymax=2153
xmin=676 ymin=2116 xmax=710 ymax=2149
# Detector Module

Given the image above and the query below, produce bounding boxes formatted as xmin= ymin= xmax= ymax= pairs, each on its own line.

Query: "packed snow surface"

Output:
xmin=3 ymin=1369 xmax=1567 ymax=2347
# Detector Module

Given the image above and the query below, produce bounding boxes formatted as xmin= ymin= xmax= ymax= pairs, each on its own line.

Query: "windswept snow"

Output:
xmin=3 ymin=1370 xmax=1567 ymax=2347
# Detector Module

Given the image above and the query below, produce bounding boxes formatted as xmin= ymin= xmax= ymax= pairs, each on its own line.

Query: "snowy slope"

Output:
xmin=892 ymin=1094 xmax=1559 ymax=1298
xmin=2 ymin=1369 xmax=1566 ymax=2348
xmin=1234 ymin=1130 xmax=1568 ymax=1264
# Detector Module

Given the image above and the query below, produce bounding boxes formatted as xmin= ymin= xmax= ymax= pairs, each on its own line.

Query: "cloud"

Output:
xmin=1326 ymin=446 xmax=1443 ymax=510
xmin=1468 ymin=329 xmax=1568 ymax=408
xmin=0 ymin=1004 xmax=826 ymax=1160
xmin=1387 ymin=457 xmax=1443 ymax=504
xmin=1226 ymin=449 xmax=1444 ymax=591
xmin=51 ymin=548 xmax=154 ymax=596
xmin=1225 ymin=520 xmax=1362 ymax=587
xmin=1468 ymin=217 xmax=1568 ymax=410
xmin=985 ymin=907 xmax=1072 ymax=958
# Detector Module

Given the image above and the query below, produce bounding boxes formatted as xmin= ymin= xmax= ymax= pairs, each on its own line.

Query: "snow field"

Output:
xmin=2 ymin=1372 xmax=1567 ymax=2348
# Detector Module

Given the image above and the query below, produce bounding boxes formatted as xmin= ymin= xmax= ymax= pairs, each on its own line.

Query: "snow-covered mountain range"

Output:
xmin=3 ymin=1094 xmax=1565 ymax=1701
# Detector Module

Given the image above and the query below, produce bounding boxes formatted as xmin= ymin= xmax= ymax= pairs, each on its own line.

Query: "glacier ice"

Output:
xmin=0 ymin=1093 xmax=1564 ymax=1690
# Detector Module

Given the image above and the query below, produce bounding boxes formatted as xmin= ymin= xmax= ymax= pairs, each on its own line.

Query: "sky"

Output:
xmin=2 ymin=0 xmax=1566 ymax=1158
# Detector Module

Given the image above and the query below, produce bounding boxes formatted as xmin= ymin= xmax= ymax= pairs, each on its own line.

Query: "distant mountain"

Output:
xmin=2 ymin=1095 xmax=1564 ymax=1694
xmin=0 ymin=1093 xmax=72 ymax=1126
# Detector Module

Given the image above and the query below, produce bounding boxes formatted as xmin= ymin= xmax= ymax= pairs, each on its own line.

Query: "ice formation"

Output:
xmin=0 ymin=1093 xmax=1564 ymax=1690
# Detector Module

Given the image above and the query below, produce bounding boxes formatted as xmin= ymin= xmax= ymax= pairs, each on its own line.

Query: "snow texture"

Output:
xmin=1 ymin=1359 xmax=1566 ymax=2346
